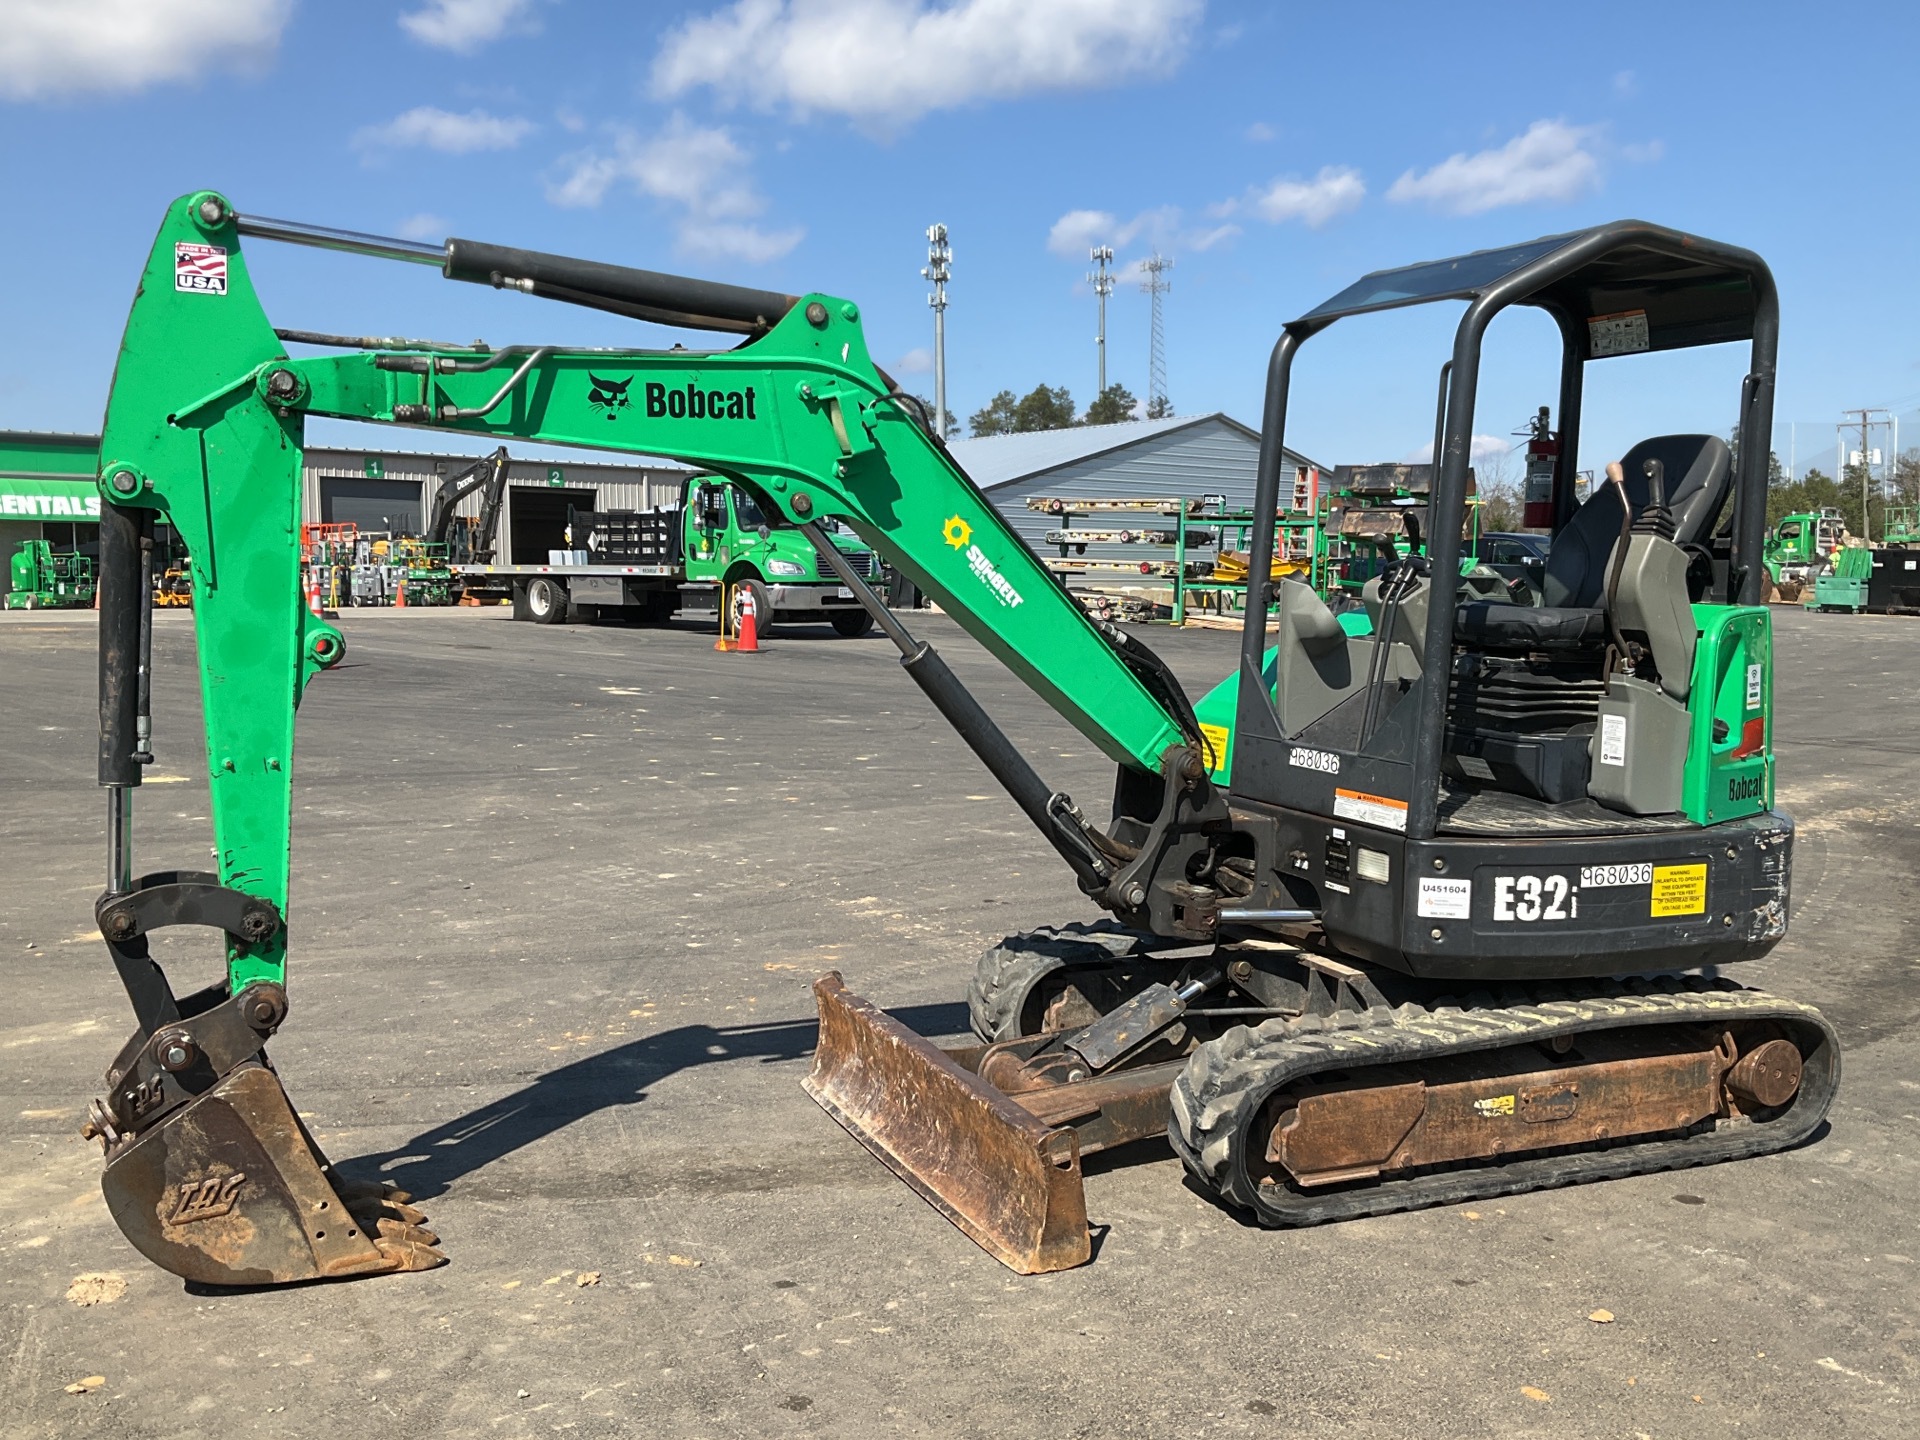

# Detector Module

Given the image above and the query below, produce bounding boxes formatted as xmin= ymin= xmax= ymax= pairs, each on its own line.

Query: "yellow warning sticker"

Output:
xmin=1198 ymin=722 xmax=1230 ymax=773
xmin=1650 ymin=863 xmax=1707 ymax=917
xmin=1473 ymin=1095 xmax=1516 ymax=1118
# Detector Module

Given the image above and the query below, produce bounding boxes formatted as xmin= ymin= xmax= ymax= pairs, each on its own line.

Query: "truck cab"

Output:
xmin=681 ymin=477 xmax=876 ymax=636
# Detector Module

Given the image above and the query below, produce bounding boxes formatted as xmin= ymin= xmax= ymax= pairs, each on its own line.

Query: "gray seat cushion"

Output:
xmin=1451 ymin=434 xmax=1730 ymax=653
xmin=1454 ymin=601 xmax=1609 ymax=649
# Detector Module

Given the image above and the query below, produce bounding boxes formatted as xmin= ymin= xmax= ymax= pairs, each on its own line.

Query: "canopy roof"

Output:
xmin=1293 ymin=220 xmax=1769 ymax=357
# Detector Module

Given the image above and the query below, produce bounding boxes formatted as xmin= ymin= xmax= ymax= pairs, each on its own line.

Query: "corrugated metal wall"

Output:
xmin=303 ymin=448 xmax=693 ymax=556
xmin=983 ymin=419 xmax=1314 ymax=568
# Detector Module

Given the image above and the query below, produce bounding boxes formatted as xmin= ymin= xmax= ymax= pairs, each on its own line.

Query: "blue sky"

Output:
xmin=4 ymin=0 xmax=1916 ymax=482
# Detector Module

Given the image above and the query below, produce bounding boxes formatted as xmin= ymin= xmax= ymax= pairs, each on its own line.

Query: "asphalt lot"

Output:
xmin=2 ymin=602 xmax=1916 ymax=1439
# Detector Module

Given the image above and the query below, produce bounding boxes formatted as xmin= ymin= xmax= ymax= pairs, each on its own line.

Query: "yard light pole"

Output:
xmin=923 ymin=224 xmax=951 ymax=438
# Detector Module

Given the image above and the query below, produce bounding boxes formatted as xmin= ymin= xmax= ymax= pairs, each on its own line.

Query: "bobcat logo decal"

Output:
xmin=587 ymin=373 xmax=633 ymax=420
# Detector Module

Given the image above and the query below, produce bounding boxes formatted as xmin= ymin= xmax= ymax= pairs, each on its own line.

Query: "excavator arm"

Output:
xmin=84 ymin=192 xmax=1221 ymax=1284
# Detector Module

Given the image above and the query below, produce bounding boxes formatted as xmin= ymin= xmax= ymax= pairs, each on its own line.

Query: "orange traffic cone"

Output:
xmin=733 ymin=584 xmax=760 ymax=653
xmin=395 ymin=576 xmax=407 ymax=609
xmin=306 ymin=571 xmax=323 ymax=618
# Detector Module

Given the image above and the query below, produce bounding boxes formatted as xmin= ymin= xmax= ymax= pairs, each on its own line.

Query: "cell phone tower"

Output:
xmin=1088 ymin=246 xmax=1114 ymax=396
xmin=1141 ymin=252 xmax=1173 ymax=416
xmin=922 ymin=224 xmax=951 ymax=438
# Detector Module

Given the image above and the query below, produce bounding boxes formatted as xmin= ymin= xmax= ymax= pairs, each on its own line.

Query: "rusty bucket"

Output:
xmin=803 ymin=973 xmax=1091 ymax=1275
xmin=98 ymin=1059 xmax=444 ymax=1286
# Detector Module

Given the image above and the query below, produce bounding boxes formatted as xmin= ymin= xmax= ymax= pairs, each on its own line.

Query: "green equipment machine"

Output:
xmin=6 ymin=538 xmax=96 ymax=609
xmin=1764 ymin=507 xmax=1847 ymax=592
xmin=82 ymin=195 xmax=1836 ymax=1286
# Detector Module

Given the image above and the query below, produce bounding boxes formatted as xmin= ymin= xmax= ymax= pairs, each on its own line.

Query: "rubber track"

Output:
xmin=966 ymin=922 xmax=1155 ymax=1043
xmin=1168 ymin=977 xmax=1841 ymax=1226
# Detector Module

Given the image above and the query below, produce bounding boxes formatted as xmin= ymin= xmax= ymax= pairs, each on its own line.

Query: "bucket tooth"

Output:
xmin=804 ymin=973 xmax=1091 ymax=1275
xmin=100 ymin=1062 xmax=447 ymax=1286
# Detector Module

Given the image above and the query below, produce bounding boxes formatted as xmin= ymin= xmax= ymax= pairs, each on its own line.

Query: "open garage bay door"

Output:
xmin=509 ymin=486 xmax=597 ymax=564
xmin=321 ymin=476 xmax=423 ymax=534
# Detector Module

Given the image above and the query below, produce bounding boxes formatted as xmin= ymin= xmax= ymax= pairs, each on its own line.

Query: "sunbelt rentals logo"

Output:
xmin=943 ymin=515 xmax=1023 ymax=609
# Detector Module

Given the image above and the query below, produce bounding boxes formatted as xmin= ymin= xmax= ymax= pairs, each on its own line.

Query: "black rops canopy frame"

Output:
xmin=1237 ymin=218 xmax=1780 ymax=840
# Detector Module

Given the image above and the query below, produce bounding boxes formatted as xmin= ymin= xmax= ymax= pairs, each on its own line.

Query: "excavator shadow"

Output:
xmin=330 ymin=1002 xmax=972 ymax=1204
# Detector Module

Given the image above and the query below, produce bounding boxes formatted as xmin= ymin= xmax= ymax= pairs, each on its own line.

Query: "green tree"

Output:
xmin=968 ymin=390 xmax=1019 ymax=436
xmin=970 ymin=384 xmax=1081 ymax=436
xmin=909 ymin=394 xmax=960 ymax=439
xmin=1891 ymin=446 xmax=1920 ymax=506
xmin=1082 ymin=383 xmax=1139 ymax=426
xmin=1012 ymin=384 xmax=1076 ymax=432
xmin=1145 ymin=394 xmax=1174 ymax=420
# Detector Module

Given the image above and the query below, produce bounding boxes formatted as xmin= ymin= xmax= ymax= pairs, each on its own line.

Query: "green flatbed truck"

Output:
xmin=455 ymin=472 xmax=879 ymax=635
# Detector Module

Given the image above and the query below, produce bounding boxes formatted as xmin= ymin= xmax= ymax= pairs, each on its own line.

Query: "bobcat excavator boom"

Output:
xmin=83 ymin=193 xmax=1835 ymax=1285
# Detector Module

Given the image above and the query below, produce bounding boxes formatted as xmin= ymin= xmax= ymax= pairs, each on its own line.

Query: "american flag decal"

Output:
xmin=175 ymin=242 xmax=228 ymax=295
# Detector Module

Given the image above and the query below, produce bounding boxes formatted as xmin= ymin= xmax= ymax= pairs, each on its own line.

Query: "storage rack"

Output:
xmin=1028 ymin=494 xmax=1325 ymax=625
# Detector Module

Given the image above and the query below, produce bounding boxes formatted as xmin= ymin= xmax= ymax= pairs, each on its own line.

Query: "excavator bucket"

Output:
xmin=97 ymin=1058 xmax=445 ymax=1287
xmin=804 ymin=973 xmax=1091 ymax=1275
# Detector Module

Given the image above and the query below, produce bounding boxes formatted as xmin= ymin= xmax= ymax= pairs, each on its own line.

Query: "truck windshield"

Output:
xmin=731 ymin=487 xmax=779 ymax=530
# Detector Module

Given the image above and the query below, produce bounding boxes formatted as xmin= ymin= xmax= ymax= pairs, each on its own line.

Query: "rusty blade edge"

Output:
xmin=804 ymin=973 xmax=1091 ymax=1275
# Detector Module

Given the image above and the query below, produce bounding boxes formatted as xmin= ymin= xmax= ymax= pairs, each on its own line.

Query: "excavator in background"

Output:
xmin=81 ymin=193 xmax=1835 ymax=1286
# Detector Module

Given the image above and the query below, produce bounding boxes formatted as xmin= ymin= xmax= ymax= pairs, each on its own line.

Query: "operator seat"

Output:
xmin=1454 ymin=434 xmax=1731 ymax=649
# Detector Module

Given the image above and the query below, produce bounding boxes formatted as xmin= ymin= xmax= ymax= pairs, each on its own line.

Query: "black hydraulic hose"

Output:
xmin=799 ymin=522 xmax=1110 ymax=889
xmin=132 ymin=535 xmax=155 ymax=766
xmin=444 ymin=238 xmax=797 ymax=335
xmin=898 ymin=645 xmax=1108 ymax=889
xmin=98 ymin=502 xmax=145 ymax=790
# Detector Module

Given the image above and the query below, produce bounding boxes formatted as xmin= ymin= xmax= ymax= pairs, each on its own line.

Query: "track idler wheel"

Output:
xmin=96 ymin=1060 xmax=444 ymax=1286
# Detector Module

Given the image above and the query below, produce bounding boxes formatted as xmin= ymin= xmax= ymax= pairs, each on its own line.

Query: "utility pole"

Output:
xmin=1088 ymin=246 xmax=1114 ymax=398
xmin=1141 ymin=252 xmax=1173 ymax=417
xmin=1839 ymin=407 xmax=1890 ymax=541
xmin=922 ymin=224 xmax=951 ymax=438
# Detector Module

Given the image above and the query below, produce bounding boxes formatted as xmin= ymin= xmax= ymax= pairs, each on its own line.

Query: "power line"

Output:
xmin=1140 ymin=252 xmax=1173 ymax=416
xmin=1837 ymin=407 xmax=1891 ymax=542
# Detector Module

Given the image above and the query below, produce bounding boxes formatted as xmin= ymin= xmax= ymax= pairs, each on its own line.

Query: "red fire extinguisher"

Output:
xmin=1521 ymin=406 xmax=1557 ymax=529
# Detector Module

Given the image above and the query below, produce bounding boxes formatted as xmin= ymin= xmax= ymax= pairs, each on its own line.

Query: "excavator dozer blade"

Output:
xmin=804 ymin=973 xmax=1091 ymax=1275
xmin=100 ymin=1061 xmax=445 ymax=1287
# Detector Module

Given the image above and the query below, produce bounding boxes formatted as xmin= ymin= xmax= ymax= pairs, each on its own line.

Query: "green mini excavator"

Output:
xmin=81 ymin=193 xmax=1835 ymax=1285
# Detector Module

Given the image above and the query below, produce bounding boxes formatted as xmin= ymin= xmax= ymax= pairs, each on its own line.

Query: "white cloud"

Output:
xmin=654 ymin=0 xmax=1203 ymax=130
xmin=354 ymin=107 xmax=534 ymax=157
xmin=1048 ymin=205 xmax=1236 ymax=263
xmin=1241 ymin=165 xmax=1365 ymax=227
xmin=0 ymin=0 xmax=291 ymax=101
xmin=546 ymin=115 xmax=803 ymax=264
xmin=400 ymin=0 xmax=544 ymax=54
xmin=893 ymin=347 xmax=934 ymax=374
xmin=1403 ymin=434 xmax=1513 ymax=467
xmin=396 ymin=213 xmax=451 ymax=242
xmin=1244 ymin=121 xmax=1275 ymax=143
xmin=1047 ymin=209 xmax=1120 ymax=259
xmin=1387 ymin=120 xmax=1601 ymax=216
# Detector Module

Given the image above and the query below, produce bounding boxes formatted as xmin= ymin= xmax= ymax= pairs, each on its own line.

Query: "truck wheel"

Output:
xmin=733 ymin=576 xmax=775 ymax=637
xmin=527 ymin=576 xmax=568 ymax=625
xmin=829 ymin=610 xmax=874 ymax=638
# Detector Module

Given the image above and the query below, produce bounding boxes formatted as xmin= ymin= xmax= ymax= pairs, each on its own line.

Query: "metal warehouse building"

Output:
xmin=302 ymin=448 xmax=694 ymax=563
xmin=948 ymin=414 xmax=1322 ymax=563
